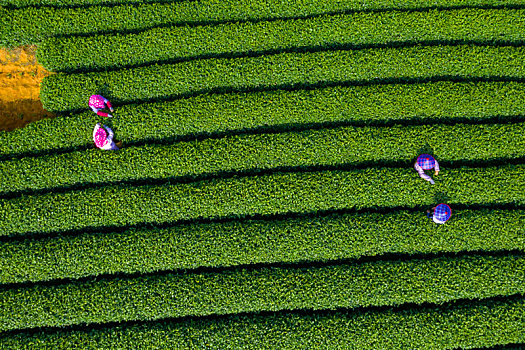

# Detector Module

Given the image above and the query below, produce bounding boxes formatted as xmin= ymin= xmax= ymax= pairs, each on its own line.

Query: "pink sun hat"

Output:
xmin=94 ymin=127 xmax=108 ymax=148
xmin=89 ymin=95 xmax=106 ymax=109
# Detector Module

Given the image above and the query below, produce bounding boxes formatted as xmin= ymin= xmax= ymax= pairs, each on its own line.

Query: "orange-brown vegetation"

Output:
xmin=0 ymin=45 xmax=55 ymax=131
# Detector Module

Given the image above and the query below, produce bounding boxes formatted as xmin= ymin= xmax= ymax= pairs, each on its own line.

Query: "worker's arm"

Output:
xmin=105 ymin=100 xmax=114 ymax=112
xmin=92 ymin=123 xmax=101 ymax=139
xmin=414 ymin=163 xmax=435 ymax=184
xmin=102 ymin=97 xmax=115 ymax=112
xmin=103 ymin=125 xmax=114 ymax=139
xmin=97 ymin=111 xmax=113 ymax=118
xmin=434 ymin=160 xmax=440 ymax=175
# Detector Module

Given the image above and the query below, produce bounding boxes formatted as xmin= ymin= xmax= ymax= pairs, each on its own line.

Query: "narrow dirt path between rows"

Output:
xmin=0 ymin=46 xmax=55 ymax=131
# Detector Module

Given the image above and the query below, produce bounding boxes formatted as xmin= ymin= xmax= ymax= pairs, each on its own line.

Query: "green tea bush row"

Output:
xmin=40 ymin=45 xmax=525 ymax=112
xmin=1 ymin=123 xmax=523 ymax=195
xmin=1 ymin=81 xmax=524 ymax=158
xmin=0 ymin=165 xmax=523 ymax=236
xmin=0 ymin=0 xmax=169 ymax=7
xmin=0 ymin=254 xmax=523 ymax=331
xmin=2 ymin=296 xmax=523 ymax=349
xmin=2 ymin=296 xmax=524 ymax=349
xmin=2 ymin=0 xmax=522 ymax=9
xmin=1 ymin=209 xmax=523 ymax=284
xmin=3 ymin=0 xmax=523 ymax=46
xmin=38 ymin=8 xmax=525 ymax=72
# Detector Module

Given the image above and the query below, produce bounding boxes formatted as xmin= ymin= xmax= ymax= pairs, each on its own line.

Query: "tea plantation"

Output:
xmin=0 ymin=0 xmax=524 ymax=348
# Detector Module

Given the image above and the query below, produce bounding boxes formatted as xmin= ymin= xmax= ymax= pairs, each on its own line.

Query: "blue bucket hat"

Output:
xmin=417 ymin=154 xmax=436 ymax=170
xmin=434 ymin=203 xmax=452 ymax=222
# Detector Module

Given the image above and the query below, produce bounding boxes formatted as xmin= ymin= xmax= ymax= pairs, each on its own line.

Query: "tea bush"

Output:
xmin=0 ymin=254 xmax=523 ymax=331
xmin=40 ymin=45 xmax=525 ymax=112
xmin=0 ymin=165 xmax=523 ymax=236
xmin=0 ymin=209 xmax=522 ymax=284
xmin=0 ymin=123 xmax=523 ymax=195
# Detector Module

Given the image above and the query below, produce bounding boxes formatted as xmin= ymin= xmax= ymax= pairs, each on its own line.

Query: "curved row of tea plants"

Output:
xmin=0 ymin=165 xmax=523 ymax=236
xmin=0 ymin=123 xmax=523 ymax=195
xmin=3 ymin=0 xmax=521 ymax=9
xmin=3 ymin=0 xmax=522 ymax=46
xmin=39 ymin=8 xmax=525 ymax=72
xmin=1 ymin=254 xmax=523 ymax=332
xmin=2 ymin=80 xmax=524 ymax=158
xmin=0 ymin=209 xmax=523 ymax=284
xmin=0 ymin=0 xmax=170 ymax=7
xmin=40 ymin=45 xmax=525 ymax=112
xmin=3 ymin=295 xmax=524 ymax=349
xmin=2 ymin=296 xmax=522 ymax=349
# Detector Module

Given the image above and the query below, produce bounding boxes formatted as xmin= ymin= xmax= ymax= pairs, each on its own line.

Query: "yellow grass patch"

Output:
xmin=0 ymin=45 xmax=55 ymax=131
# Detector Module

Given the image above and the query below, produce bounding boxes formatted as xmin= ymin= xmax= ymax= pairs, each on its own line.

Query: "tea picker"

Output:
xmin=426 ymin=203 xmax=452 ymax=224
xmin=93 ymin=123 xmax=120 ymax=150
xmin=89 ymin=94 xmax=114 ymax=118
xmin=414 ymin=154 xmax=440 ymax=184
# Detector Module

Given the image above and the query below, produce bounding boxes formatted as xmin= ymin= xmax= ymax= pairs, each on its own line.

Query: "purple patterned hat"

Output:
xmin=417 ymin=154 xmax=436 ymax=170
xmin=434 ymin=203 xmax=452 ymax=222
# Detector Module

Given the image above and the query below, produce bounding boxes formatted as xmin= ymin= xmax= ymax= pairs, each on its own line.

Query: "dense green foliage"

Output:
xmin=3 ymin=296 xmax=523 ymax=349
xmin=39 ymin=8 xmax=525 ymax=72
xmin=0 ymin=209 xmax=523 ymax=284
xmin=0 ymin=165 xmax=523 ymax=236
xmin=40 ymin=45 xmax=525 ymax=112
xmin=4 ymin=0 xmax=525 ymax=47
xmin=3 ymin=0 xmax=524 ymax=8
xmin=0 ymin=254 xmax=523 ymax=332
xmin=0 ymin=123 xmax=522 ymax=194
xmin=2 ymin=80 xmax=524 ymax=158
xmin=0 ymin=0 xmax=168 ymax=7
xmin=1 ymin=0 xmax=523 ymax=345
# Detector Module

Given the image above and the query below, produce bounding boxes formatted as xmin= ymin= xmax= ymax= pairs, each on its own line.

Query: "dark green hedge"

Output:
xmin=2 ymin=0 xmax=522 ymax=8
xmin=38 ymin=8 xmax=525 ymax=72
xmin=0 ymin=209 xmax=523 ymax=284
xmin=1 ymin=80 xmax=524 ymax=158
xmin=0 ymin=0 xmax=169 ymax=7
xmin=1 ymin=123 xmax=523 ymax=195
xmin=40 ymin=45 xmax=525 ymax=112
xmin=2 ymin=296 xmax=524 ymax=349
xmin=0 ymin=165 xmax=523 ymax=236
xmin=3 ymin=0 xmax=525 ymax=46
xmin=0 ymin=254 xmax=523 ymax=332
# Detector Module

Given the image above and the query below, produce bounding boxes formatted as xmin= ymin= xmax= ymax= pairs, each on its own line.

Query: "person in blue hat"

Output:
xmin=426 ymin=203 xmax=452 ymax=224
xmin=414 ymin=154 xmax=440 ymax=184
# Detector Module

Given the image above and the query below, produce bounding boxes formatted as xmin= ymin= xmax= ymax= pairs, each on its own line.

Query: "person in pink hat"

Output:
xmin=93 ymin=123 xmax=120 ymax=150
xmin=414 ymin=153 xmax=440 ymax=184
xmin=89 ymin=95 xmax=114 ymax=118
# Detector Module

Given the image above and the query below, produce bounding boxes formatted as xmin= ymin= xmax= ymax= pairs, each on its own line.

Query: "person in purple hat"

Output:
xmin=414 ymin=154 xmax=440 ymax=184
xmin=426 ymin=203 xmax=452 ymax=224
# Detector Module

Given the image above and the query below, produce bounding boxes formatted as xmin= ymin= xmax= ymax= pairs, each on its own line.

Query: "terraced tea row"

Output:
xmin=1 ymin=254 xmax=523 ymax=332
xmin=41 ymin=45 xmax=525 ymax=112
xmin=0 ymin=0 xmax=168 ymax=6
xmin=3 ymin=296 xmax=522 ymax=349
xmin=40 ymin=45 xmax=525 ymax=112
xmin=6 ymin=296 xmax=525 ymax=348
xmin=3 ymin=80 xmax=524 ymax=158
xmin=4 ymin=0 xmax=524 ymax=46
xmin=1 ymin=123 xmax=522 ymax=195
xmin=1 ymin=209 xmax=523 ymax=284
xmin=1 ymin=165 xmax=523 ymax=236
xmin=39 ymin=8 xmax=525 ymax=72
xmin=4 ymin=0 xmax=522 ymax=9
